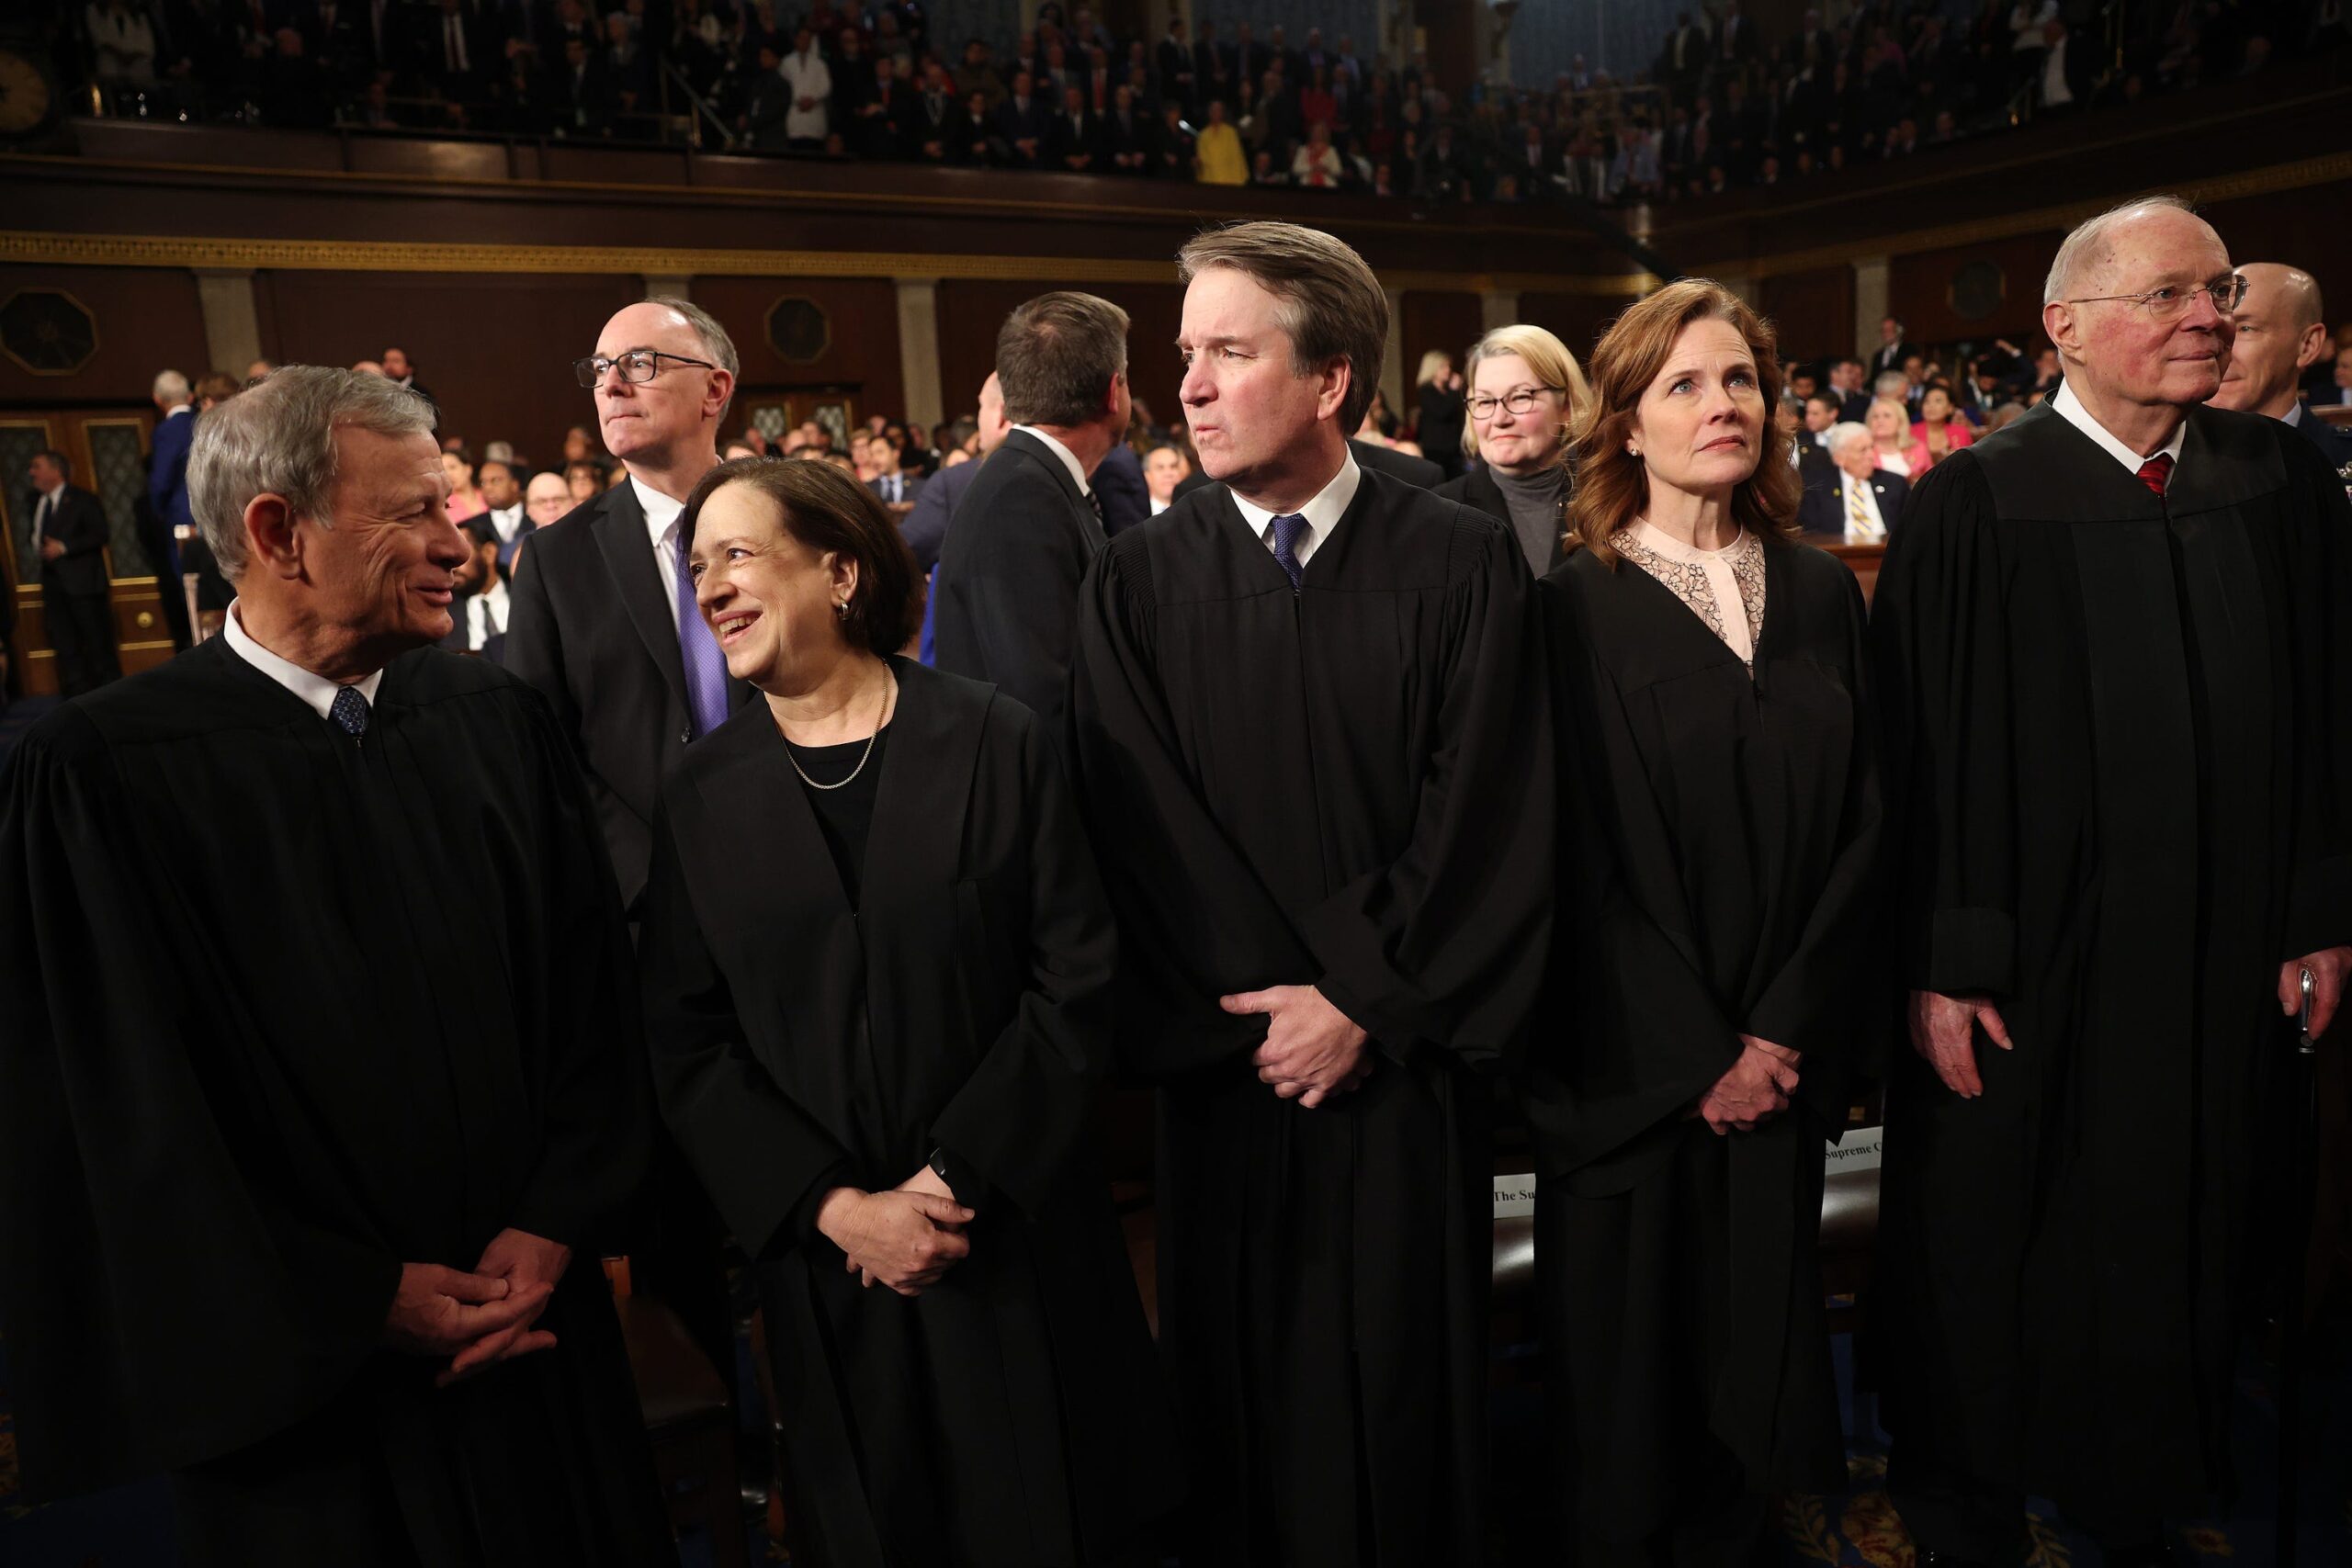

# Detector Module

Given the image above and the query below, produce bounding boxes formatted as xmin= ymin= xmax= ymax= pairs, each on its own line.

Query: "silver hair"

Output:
xmin=153 ymin=368 xmax=191 ymax=405
xmin=2043 ymin=194 xmax=2199 ymax=305
xmin=1872 ymin=370 xmax=1910 ymax=398
xmin=642 ymin=295 xmax=740 ymax=417
xmin=187 ymin=365 xmax=435 ymax=582
xmin=1826 ymin=420 xmax=1874 ymax=458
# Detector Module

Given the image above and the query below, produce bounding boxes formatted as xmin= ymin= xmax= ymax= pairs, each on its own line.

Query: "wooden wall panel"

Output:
xmin=0 ymin=265 xmax=211 ymax=407
xmin=1518 ymin=291 xmax=1633 ymax=364
xmin=254 ymin=270 xmax=641 ymax=470
xmin=935 ymin=279 xmax=1186 ymax=437
xmin=2199 ymin=189 xmax=2350 ymax=344
xmin=1888 ymin=231 xmax=2066 ymax=350
xmin=688 ymin=276 xmax=905 ymax=435
xmin=1400 ymin=290 xmax=1487 ymax=406
xmin=1758 ymin=265 xmax=1855 ymax=367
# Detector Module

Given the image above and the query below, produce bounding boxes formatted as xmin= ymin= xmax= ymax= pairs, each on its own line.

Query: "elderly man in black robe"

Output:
xmin=1068 ymin=221 xmax=1555 ymax=1566
xmin=0 ymin=366 xmax=672 ymax=1566
xmin=1871 ymin=197 xmax=2352 ymax=1565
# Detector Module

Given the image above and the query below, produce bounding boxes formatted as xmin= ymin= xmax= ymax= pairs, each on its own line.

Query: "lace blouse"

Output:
xmin=1612 ymin=521 xmax=1767 ymax=667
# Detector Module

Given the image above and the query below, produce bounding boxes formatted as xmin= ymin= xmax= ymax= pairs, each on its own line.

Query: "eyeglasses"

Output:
xmin=572 ymin=349 xmax=718 ymax=389
xmin=2063 ymin=274 xmax=2246 ymax=321
xmin=1465 ymin=387 xmax=1562 ymax=419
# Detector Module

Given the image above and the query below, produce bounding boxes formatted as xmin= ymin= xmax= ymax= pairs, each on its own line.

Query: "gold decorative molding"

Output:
xmin=0 ymin=230 xmax=1657 ymax=296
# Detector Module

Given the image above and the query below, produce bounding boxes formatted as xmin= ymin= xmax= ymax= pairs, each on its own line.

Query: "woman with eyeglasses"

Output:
xmin=1435 ymin=324 xmax=1595 ymax=574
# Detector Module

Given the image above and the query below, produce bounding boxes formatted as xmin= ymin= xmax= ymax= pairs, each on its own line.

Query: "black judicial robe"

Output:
xmin=1525 ymin=541 xmax=1885 ymax=1543
xmin=0 ymin=637 xmax=669 ymax=1565
xmin=1067 ymin=468 xmax=1555 ymax=1568
xmin=1870 ymin=402 xmax=2352 ymax=1528
xmin=638 ymin=658 xmax=1180 ymax=1568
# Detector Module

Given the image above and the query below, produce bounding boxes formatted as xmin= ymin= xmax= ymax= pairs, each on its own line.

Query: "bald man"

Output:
xmin=1872 ymin=198 xmax=2352 ymax=1562
xmin=2211 ymin=261 xmax=2352 ymax=485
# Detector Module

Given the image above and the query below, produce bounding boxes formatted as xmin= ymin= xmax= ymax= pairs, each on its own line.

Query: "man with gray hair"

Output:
xmin=0 ymin=365 xmax=672 ymax=1563
xmin=1873 ymin=197 xmax=2352 ymax=1562
xmin=1797 ymin=420 xmax=1909 ymax=539
xmin=1069 ymin=221 xmax=1554 ymax=1564
xmin=933 ymin=289 xmax=1131 ymax=737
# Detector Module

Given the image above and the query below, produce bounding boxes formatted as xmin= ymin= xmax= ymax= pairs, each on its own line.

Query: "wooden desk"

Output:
xmin=1823 ymin=541 xmax=1887 ymax=604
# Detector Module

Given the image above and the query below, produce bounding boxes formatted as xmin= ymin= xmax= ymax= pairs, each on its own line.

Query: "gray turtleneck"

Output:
xmin=1490 ymin=463 xmax=1567 ymax=572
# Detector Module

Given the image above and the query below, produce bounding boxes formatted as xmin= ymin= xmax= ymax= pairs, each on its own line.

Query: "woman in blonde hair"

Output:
xmin=1525 ymin=277 xmax=1886 ymax=1563
xmin=1416 ymin=346 xmax=1468 ymax=479
xmin=1435 ymin=323 xmax=1592 ymax=572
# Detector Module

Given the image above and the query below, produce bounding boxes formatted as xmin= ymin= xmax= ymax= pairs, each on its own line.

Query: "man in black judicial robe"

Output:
xmin=1871 ymin=201 xmax=2352 ymax=1562
xmin=1068 ymin=222 xmax=1555 ymax=1567
xmin=0 ymin=367 xmax=670 ymax=1565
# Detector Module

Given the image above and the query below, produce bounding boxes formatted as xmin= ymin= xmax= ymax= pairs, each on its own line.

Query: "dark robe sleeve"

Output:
xmin=0 ymin=713 xmax=400 ymax=1499
xmin=1868 ymin=454 xmax=2021 ymax=998
xmin=1745 ymin=565 xmax=1891 ymax=1071
xmin=929 ymin=705 xmax=1117 ymax=1216
xmin=1524 ymin=578 xmax=1747 ymax=1178
xmin=1296 ymin=515 xmax=1557 ymax=1072
xmin=505 ymin=692 xmax=656 ymax=1251
xmin=1067 ymin=543 xmax=1320 ymax=1076
xmin=639 ymin=804 xmax=856 ymax=1258
xmin=2276 ymin=433 xmax=2352 ymax=959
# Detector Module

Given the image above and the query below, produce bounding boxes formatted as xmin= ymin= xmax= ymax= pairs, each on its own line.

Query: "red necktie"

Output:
xmin=2135 ymin=453 xmax=2173 ymax=497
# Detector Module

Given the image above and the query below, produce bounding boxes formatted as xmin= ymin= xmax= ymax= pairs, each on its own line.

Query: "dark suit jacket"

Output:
xmin=504 ymin=478 xmax=753 ymax=913
xmin=1797 ymin=467 xmax=1909 ymax=536
xmin=931 ymin=429 xmax=1104 ymax=738
xmin=2289 ymin=401 xmax=2352 ymax=479
xmin=148 ymin=407 xmax=197 ymax=533
xmin=867 ymin=471 xmax=927 ymax=508
xmin=31 ymin=485 xmax=111 ymax=598
xmin=1349 ymin=437 xmax=1443 ymax=488
xmin=901 ymin=454 xmax=981 ymax=573
xmin=1871 ymin=340 xmax=1920 ymax=376
xmin=1433 ymin=464 xmax=1568 ymax=572
xmin=1092 ymin=443 xmax=1149 ymax=535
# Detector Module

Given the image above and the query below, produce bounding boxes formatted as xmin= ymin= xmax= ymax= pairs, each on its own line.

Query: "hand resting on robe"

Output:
xmin=2280 ymin=949 xmax=2352 ymax=1041
xmin=818 ymin=1184 xmax=975 ymax=1297
xmin=1222 ymin=985 xmax=1373 ymax=1109
xmin=1906 ymin=989 xmax=2014 ymax=1100
xmin=1695 ymin=1036 xmax=1802 ymax=1134
xmin=383 ymin=1260 xmax=550 ymax=1380
xmin=432 ymin=1227 xmax=572 ymax=1387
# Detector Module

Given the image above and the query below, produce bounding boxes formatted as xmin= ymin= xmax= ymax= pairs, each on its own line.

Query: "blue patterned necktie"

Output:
xmin=329 ymin=684 xmax=369 ymax=739
xmin=1270 ymin=513 xmax=1309 ymax=592
xmin=674 ymin=532 xmax=731 ymax=739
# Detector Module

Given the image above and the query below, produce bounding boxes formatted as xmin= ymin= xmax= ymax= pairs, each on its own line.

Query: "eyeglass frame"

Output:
xmin=1465 ymin=386 xmax=1566 ymax=419
xmin=572 ymin=348 xmax=721 ymax=389
xmin=2059 ymin=272 xmax=2246 ymax=321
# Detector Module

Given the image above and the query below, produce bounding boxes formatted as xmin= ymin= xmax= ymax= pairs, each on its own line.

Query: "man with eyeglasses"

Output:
xmin=505 ymin=298 xmax=755 ymax=1392
xmin=1872 ymin=196 xmax=2352 ymax=1567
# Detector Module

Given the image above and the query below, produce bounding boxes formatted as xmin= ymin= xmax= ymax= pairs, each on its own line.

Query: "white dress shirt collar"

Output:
xmin=222 ymin=600 xmax=386 ymax=720
xmin=1012 ymin=425 xmax=1093 ymax=497
xmin=1227 ymin=450 xmax=1363 ymax=569
xmin=468 ymin=578 xmax=511 ymax=649
xmin=487 ymin=502 xmax=526 ymax=543
xmin=2051 ymin=380 xmax=2188 ymax=474
xmin=633 ymin=474 xmax=687 ymax=548
xmin=164 ymin=402 xmax=192 ymax=420
xmin=2283 ymin=400 xmax=2307 ymax=428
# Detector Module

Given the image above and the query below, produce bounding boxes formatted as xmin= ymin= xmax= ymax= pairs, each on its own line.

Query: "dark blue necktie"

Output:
xmin=1270 ymin=513 xmax=1308 ymax=592
xmin=329 ymin=684 xmax=369 ymax=739
xmin=674 ymin=532 xmax=731 ymax=739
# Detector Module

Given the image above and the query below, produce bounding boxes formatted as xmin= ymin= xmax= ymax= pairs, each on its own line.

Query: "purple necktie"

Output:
xmin=674 ymin=532 xmax=730 ymax=739
xmin=1270 ymin=513 xmax=1308 ymax=592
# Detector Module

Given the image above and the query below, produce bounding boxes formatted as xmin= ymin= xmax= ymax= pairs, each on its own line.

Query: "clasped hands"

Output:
xmin=1221 ymin=984 xmax=1372 ymax=1110
xmin=384 ymin=1226 xmax=571 ymax=1389
xmin=814 ymin=1168 xmax=975 ymax=1299
xmin=1696 ymin=1033 xmax=1803 ymax=1134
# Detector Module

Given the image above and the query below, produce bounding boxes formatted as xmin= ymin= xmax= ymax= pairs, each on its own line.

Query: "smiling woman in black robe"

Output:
xmin=1526 ymin=280 xmax=1887 ymax=1565
xmin=637 ymin=457 xmax=1179 ymax=1568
